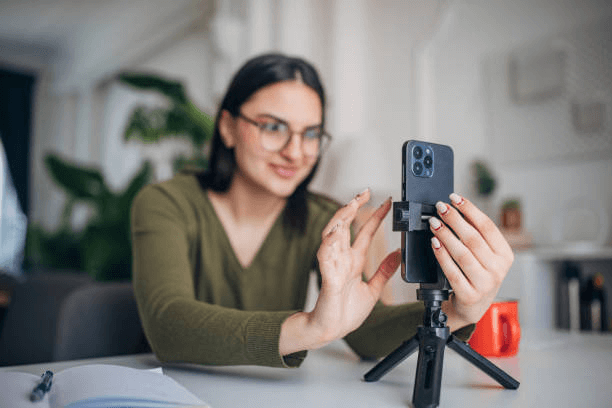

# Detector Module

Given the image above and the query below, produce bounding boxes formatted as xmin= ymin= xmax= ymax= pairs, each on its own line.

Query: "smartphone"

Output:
xmin=400 ymin=140 xmax=453 ymax=287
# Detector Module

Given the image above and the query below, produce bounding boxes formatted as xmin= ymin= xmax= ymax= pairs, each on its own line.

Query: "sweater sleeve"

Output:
xmin=131 ymin=185 xmax=302 ymax=368
xmin=344 ymin=302 xmax=476 ymax=360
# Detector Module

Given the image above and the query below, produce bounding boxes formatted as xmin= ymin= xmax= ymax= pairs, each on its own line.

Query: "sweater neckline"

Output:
xmin=200 ymin=187 xmax=285 ymax=271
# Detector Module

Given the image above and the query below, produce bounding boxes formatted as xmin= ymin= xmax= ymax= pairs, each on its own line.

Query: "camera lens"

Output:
xmin=413 ymin=161 xmax=423 ymax=175
xmin=413 ymin=146 xmax=423 ymax=159
xmin=424 ymin=155 xmax=433 ymax=168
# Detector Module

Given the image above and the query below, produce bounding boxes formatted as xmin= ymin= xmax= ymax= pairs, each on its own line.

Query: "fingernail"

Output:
xmin=431 ymin=237 xmax=441 ymax=249
xmin=379 ymin=197 xmax=392 ymax=209
xmin=429 ymin=216 xmax=442 ymax=231
xmin=450 ymin=193 xmax=464 ymax=206
xmin=435 ymin=201 xmax=449 ymax=215
xmin=355 ymin=188 xmax=370 ymax=201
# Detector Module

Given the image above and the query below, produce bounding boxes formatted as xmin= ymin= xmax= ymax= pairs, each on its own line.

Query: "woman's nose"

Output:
xmin=280 ymin=133 xmax=305 ymax=160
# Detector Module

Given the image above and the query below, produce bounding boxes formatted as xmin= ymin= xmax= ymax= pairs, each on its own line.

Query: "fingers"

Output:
xmin=432 ymin=200 xmax=496 ymax=271
xmin=429 ymin=215 xmax=491 ymax=291
xmin=429 ymin=192 xmax=514 ymax=293
xmin=351 ymin=197 xmax=392 ymax=254
xmin=448 ymin=194 xmax=513 ymax=259
xmin=319 ymin=218 xmax=350 ymax=257
xmin=367 ymin=249 xmax=401 ymax=295
xmin=431 ymin=238 xmax=479 ymax=301
xmin=317 ymin=221 xmax=351 ymax=287
xmin=322 ymin=188 xmax=371 ymax=238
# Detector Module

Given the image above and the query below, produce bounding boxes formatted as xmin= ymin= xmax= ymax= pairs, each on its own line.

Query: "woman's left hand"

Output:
xmin=429 ymin=193 xmax=515 ymax=329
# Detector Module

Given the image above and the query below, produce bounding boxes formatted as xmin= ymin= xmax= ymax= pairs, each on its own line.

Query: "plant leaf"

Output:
xmin=45 ymin=155 xmax=110 ymax=201
xmin=183 ymin=101 xmax=214 ymax=147
xmin=124 ymin=106 xmax=171 ymax=143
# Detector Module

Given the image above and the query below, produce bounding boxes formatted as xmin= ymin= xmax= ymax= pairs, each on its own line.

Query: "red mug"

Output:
xmin=468 ymin=299 xmax=521 ymax=357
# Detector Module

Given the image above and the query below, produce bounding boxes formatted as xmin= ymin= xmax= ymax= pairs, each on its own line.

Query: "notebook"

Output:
xmin=0 ymin=364 xmax=210 ymax=408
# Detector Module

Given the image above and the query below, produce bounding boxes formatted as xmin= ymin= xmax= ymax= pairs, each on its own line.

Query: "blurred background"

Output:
xmin=1 ymin=0 xmax=611 ymax=364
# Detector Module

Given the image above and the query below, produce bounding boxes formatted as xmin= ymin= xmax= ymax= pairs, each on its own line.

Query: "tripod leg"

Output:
xmin=447 ymin=335 xmax=520 ymax=389
xmin=364 ymin=336 xmax=419 ymax=382
xmin=412 ymin=327 xmax=448 ymax=408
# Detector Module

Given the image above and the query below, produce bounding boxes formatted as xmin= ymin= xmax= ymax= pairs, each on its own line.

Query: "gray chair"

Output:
xmin=0 ymin=271 xmax=93 ymax=366
xmin=53 ymin=281 xmax=150 ymax=361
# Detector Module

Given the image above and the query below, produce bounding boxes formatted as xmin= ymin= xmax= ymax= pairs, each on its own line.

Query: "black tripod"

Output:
xmin=363 ymin=201 xmax=519 ymax=408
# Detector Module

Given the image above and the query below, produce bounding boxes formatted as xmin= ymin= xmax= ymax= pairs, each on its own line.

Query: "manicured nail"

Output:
xmin=355 ymin=188 xmax=370 ymax=200
xmin=429 ymin=216 xmax=442 ymax=231
xmin=431 ymin=237 xmax=441 ymax=249
xmin=450 ymin=193 xmax=464 ymax=206
xmin=379 ymin=197 xmax=392 ymax=209
xmin=436 ymin=201 xmax=449 ymax=215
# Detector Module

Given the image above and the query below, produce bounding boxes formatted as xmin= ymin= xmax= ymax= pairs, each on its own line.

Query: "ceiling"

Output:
xmin=0 ymin=0 xmax=447 ymax=91
xmin=0 ymin=0 xmax=211 ymax=89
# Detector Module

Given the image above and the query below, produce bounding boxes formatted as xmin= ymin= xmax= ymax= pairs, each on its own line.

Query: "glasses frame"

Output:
xmin=236 ymin=112 xmax=332 ymax=157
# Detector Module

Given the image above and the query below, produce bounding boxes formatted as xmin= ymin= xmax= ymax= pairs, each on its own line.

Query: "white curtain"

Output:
xmin=0 ymin=137 xmax=27 ymax=277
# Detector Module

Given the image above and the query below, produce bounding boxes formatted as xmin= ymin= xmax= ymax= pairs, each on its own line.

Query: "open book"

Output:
xmin=0 ymin=364 xmax=209 ymax=408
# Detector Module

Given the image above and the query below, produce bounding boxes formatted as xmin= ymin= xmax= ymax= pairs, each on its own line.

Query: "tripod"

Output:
xmin=363 ymin=201 xmax=519 ymax=408
xmin=364 ymin=285 xmax=520 ymax=408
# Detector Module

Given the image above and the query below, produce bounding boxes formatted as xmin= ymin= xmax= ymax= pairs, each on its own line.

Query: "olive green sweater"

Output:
xmin=131 ymin=172 xmax=473 ymax=368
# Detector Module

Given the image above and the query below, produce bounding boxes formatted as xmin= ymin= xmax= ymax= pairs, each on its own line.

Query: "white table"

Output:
xmin=2 ymin=329 xmax=611 ymax=407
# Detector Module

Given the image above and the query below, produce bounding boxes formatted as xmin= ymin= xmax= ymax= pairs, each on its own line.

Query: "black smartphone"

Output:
xmin=400 ymin=140 xmax=453 ymax=286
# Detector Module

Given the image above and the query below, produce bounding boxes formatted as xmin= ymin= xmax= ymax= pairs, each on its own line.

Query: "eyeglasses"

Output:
xmin=237 ymin=112 xmax=331 ymax=157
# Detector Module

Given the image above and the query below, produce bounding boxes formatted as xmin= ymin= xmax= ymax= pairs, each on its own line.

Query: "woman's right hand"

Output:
xmin=279 ymin=189 xmax=401 ymax=355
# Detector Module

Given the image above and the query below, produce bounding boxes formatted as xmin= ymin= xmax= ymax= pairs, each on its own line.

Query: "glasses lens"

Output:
xmin=257 ymin=120 xmax=329 ymax=157
xmin=302 ymin=137 xmax=320 ymax=156
xmin=260 ymin=122 xmax=290 ymax=151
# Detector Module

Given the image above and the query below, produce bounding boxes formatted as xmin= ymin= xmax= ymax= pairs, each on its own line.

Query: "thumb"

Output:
xmin=367 ymin=249 xmax=401 ymax=296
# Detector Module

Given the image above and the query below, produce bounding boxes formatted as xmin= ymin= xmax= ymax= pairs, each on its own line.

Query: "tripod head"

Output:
xmin=393 ymin=199 xmax=452 ymax=328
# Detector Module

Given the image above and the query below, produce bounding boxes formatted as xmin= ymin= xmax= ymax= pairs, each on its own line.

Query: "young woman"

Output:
xmin=130 ymin=53 xmax=514 ymax=368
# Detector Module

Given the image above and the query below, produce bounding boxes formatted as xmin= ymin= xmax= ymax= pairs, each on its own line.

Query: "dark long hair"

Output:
xmin=197 ymin=53 xmax=327 ymax=234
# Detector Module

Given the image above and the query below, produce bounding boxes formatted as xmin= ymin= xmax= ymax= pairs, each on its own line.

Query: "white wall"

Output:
xmin=23 ymin=0 xmax=612 ymax=305
xmin=420 ymin=0 xmax=612 ymax=246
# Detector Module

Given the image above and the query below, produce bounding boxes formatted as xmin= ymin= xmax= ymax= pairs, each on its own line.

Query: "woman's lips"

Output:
xmin=270 ymin=164 xmax=298 ymax=178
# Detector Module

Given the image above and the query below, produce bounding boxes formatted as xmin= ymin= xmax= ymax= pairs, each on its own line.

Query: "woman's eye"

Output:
xmin=303 ymin=129 xmax=321 ymax=140
xmin=261 ymin=122 xmax=288 ymax=133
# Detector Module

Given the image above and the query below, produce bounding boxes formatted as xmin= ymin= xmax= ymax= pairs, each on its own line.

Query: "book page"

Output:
xmin=52 ymin=364 xmax=206 ymax=408
xmin=0 ymin=371 xmax=51 ymax=408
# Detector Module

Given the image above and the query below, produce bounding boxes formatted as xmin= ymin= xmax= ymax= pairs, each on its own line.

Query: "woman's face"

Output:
xmin=220 ymin=80 xmax=322 ymax=199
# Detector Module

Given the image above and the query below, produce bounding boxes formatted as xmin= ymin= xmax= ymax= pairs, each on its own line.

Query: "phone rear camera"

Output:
xmin=424 ymin=156 xmax=433 ymax=168
xmin=413 ymin=161 xmax=423 ymax=175
xmin=413 ymin=146 xmax=423 ymax=159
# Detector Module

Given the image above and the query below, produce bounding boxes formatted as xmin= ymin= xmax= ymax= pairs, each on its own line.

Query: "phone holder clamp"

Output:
xmin=393 ymin=201 xmax=436 ymax=232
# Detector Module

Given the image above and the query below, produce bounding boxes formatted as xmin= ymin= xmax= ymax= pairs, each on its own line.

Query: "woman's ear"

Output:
xmin=218 ymin=110 xmax=236 ymax=148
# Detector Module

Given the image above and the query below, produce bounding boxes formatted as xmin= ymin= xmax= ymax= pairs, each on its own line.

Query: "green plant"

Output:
xmin=118 ymin=72 xmax=214 ymax=171
xmin=502 ymin=198 xmax=521 ymax=210
xmin=25 ymin=73 xmax=214 ymax=281
xmin=472 ymin=160 xmax=496 ymax=197
xmin=25 ymin=155 xmax=152 ymax=281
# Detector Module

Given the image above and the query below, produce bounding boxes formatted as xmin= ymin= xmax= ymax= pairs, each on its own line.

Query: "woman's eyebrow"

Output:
xmin=255 ymin=113 xmax=323 ymax=129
